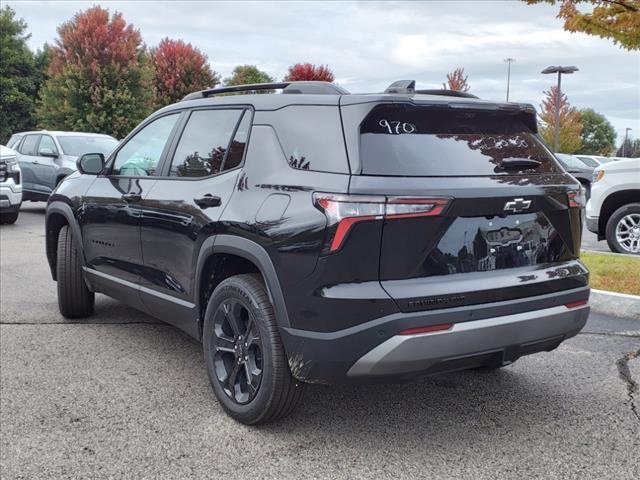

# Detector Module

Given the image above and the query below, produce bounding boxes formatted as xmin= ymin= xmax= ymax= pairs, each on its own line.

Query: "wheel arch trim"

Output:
xmin=46 ymin=201 xmax=85 ymax=280
xmin=195 ymin=234 xmax=291 ymax=329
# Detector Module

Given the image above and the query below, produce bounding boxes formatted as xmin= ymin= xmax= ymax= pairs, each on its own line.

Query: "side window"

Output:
xmin=223 ymin=111 xmax=252 ymax=172
xmin=169 ymin=109 xmax=243 ymax=178
xmin=19 ymin=135 xmax=40 ymax=156
xmin=269 ymin=106 xmax=349 ymax=173
xmin=112 ymin=113 xmax=179 ymax=176
xmin=38 ymin=136 xmax=58 ymax=155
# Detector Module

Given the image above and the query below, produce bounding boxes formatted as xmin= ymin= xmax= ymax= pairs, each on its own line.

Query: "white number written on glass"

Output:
xmin=379 ymin=119 xmax=416 ymax=134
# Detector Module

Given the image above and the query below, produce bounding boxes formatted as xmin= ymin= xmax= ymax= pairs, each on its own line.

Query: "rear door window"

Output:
xmin=19 ymin=135 xmax=40 ymax=156
xmin=169 ymin=109 xmax=243 ymax=177
xmin=223 ymin=110 xmax=252 ymax=172
xmin=359 ymin=104 xmax=561 ymax=176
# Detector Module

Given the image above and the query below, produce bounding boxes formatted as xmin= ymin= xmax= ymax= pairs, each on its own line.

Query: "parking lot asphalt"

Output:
xmin=581 ymin=227 xmax=610 ymax=253
xmin=1 ymin=204 xmax=639 ymax=479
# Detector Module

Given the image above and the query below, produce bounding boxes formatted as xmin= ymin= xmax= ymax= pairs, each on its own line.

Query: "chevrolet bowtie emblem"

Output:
xmin=504 ymin=198 xmax=532 ymax=213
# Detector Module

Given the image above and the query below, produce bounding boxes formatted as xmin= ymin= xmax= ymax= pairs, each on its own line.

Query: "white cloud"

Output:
xmin=6 ymin=0 xmax=640 ymax=143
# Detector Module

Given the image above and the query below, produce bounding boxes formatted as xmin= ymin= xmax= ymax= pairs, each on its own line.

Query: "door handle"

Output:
xmin=122 ymin=193 xmax=142 ymax=203
xmin=194 ymin=194 xmax=221 ymax=208
xmin=33 ymin=160 xmax=39 ymax=165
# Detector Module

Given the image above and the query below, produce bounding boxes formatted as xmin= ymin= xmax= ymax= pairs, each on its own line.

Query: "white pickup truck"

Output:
xmin=586 ymin=158 xmax=640 ymax=254
xmin=0 ymin=145 xmax=22 ymax=224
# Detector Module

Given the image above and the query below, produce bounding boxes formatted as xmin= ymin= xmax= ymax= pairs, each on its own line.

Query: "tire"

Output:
xmin=605 ymin=203 xmax=640 ymax=255
xmin=56 ymin=225 xmax=95 ymax=318
xmin=203 ymin=274 xmax=303 ymax=424
xmin=0 ymin=207 xmax=20 ymax=224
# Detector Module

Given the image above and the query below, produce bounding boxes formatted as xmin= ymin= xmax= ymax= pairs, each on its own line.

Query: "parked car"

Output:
xmin=555 ymin=153 xmax=594 ymax=198
xmin=45 ymin=80 xmax=590 ymax=424
xmin=0 ymin=145 xmax=22 ymax=224
xmin=586 ymin=158 xmax=640 ymax=254
xmin=8 ymin=131 xmax=118 ymax=201
xmin=575 ymin=155 xmax=607 ymax=168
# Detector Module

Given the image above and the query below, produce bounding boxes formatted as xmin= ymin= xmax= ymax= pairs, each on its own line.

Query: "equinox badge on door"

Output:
xmin=504 ymin=198 xmax=532 ymax=213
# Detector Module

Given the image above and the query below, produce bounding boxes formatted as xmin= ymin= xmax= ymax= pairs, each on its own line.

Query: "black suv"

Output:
xmin=46 ymin=80 xmax=590 ymax=424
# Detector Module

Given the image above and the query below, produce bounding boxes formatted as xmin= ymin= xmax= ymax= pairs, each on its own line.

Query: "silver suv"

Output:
xmin=8 ymin=131 xmax=118 ymax=201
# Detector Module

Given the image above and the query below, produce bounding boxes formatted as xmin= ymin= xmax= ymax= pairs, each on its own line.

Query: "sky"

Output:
xmin=7 ymin=0 xmax=640 ymax=146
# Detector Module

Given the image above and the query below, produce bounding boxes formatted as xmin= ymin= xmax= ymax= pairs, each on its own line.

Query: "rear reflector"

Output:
xmin=399 ymin=323 xmax=453 ymax=335
xmin=568 ymin=188 xmax=586 ymax=208
xmin=314 ymin=193 xmax=450 ymax=253
xmin=565 ymin=300 xmax=588 ymax=309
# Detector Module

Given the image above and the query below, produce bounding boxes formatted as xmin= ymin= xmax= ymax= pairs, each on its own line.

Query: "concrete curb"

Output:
xmin=581 ymin=249 xmax=639 ymax=259
xmin=590 ymin=289 xmax=640 ymax=320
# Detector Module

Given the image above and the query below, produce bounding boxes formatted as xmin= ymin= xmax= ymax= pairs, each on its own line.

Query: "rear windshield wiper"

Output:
xmin=499 ymin=158 xmax=542 ymax=170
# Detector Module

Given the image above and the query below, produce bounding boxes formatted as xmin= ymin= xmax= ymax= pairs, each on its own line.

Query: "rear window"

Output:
xmin=359 ymin=104 xmax=561 ymax=176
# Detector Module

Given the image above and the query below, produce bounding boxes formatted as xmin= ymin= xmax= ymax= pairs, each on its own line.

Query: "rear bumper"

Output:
xmin=347 ymin=304 xmax=588 ymax=377
xmin=280 ymin=286 xmax=590 ymax=384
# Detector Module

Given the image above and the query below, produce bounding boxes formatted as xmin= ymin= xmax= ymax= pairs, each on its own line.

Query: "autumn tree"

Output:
xmin=151 ymin=38 xmax=219 ymax=107
xmin=37 ymin=6 xmax=153 ymax=139
xmin=0 ymin=6 xmax=39 ymax=144
xmin=283 ymin=63 xmax=335 ymax=82
xmin=443 ymin=67 xmax=470 ymax=92
xmin=224 ymin=65 xmax=274 ymax=87
xmin=539 ymin=85 xmax=583 ymax=153
xmin=577 ymin=108 xmax=617 ymax=155
xmin=524 ymin=1 xmax=640 ymax=50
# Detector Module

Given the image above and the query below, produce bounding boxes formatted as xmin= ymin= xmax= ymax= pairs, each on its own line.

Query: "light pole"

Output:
xmin=504 ymin=58 xmax=515 ymax=102
xmin=541 ymin=65 xmax=579 ymax=152
xmin=622 ymin=127 xmax=632 ymax=157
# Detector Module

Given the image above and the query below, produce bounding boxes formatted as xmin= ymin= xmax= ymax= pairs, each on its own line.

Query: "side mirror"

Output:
xmin=39 ymin=148 xmax=58 ymax=158
xmin=77 ymin=153 xmax=105 ymax=175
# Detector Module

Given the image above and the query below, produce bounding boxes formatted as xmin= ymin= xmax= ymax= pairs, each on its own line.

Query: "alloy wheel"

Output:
xmin=212 ymin=299 xmax=263 ymax=404
xmin=615 ymin=213 xmax=640 ymax=253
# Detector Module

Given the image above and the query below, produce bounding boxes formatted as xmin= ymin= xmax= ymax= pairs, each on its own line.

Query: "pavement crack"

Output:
xmin=616 ymin=349 xmax=640 ymax=424
xmin=580 ymin=331 xmax=640 ymax=338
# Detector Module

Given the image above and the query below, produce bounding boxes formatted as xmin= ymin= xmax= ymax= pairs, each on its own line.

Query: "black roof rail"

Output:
xmin=415 ymin=89 xmax=479 ymax=99
xmin=181 ymin=81 xmax=348 ymax=101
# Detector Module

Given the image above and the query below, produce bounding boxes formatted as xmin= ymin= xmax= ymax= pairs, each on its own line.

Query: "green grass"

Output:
xmin=581 ymin=251 xmax=640 ymax=296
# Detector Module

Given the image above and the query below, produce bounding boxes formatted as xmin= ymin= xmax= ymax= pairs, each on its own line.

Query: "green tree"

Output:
xmin=37 ymin=6 xmax=153 ymax=139
xmin=33 ymin=43 xmax=51 ymax=95
xmin=0 ymin=6 xmax=38 ymax=144
xmin=224 ymin=65 xmax=274 ymax=93
xmin=577 ymin=109 xmax=617 ymax=155
xmin=524 ymin=1 xmax=640 ymax=50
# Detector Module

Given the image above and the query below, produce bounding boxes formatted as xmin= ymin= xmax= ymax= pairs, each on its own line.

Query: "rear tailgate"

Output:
xmin=346 ymin=101 xmax=587 ymax=312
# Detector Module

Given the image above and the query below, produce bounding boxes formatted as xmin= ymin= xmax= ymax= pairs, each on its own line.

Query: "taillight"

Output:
xmin=568 ymin=188 xmax=586 ymax=208
xmin=385 ymin=197 xmax=450 ymax=219
xmin=313 ymin=193 xmax=450 ymax=253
